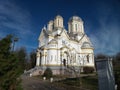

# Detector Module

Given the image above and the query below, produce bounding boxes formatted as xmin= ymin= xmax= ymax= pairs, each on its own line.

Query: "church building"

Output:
xmin=36 ymin=15 xmax=94 ymax=75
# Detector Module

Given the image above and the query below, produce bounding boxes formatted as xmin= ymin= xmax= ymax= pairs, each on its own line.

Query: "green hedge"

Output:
xmin=83 ymin=67 xmax=94 ymax=73
xmin=42 ymin=68 xmax=53 ymax=79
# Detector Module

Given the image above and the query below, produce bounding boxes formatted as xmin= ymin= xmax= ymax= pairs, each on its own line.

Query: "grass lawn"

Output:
xmin=81 ymin=76 xmax=98 ymax=90
xmin=53 ymin=74 xmax=98 ymax=90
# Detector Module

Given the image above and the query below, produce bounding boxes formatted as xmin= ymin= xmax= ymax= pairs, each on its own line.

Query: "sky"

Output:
xmin=0 ymin=0 xmax=120 ymax=55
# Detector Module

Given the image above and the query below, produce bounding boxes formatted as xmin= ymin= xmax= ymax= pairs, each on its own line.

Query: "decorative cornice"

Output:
xmin=81 ymin=47 xmax=94 ymax=50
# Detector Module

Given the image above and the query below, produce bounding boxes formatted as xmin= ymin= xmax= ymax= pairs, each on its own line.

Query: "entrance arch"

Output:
xmin=63 ymin=59 xmax=66 ymax=66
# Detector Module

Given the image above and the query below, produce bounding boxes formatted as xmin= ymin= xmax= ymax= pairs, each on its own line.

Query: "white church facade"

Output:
xmin=36 ymin=15 xmax=94 ymax=75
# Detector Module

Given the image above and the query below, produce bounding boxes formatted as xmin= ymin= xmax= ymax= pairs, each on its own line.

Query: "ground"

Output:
xmin=21 ymin=74 xmax=96 ymax=90
xmin=21 ymin=75 xmax=65 ymax=90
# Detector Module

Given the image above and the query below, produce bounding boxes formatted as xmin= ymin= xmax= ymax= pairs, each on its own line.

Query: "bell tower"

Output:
xmin=47 ymin=20 xmax=53 ymax=31
xmin=68 ymin=16 xmax=84 ymax=34
xmin=54 ymin=15 xmax=63 ymax=28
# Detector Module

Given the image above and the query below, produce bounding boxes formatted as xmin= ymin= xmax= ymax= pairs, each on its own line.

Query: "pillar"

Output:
xmin=36 ymin=52 xmax=40 ymax=66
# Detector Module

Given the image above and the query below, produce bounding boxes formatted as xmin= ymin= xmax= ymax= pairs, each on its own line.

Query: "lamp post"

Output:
xmin=12 ymin=37 xmax=18 ymax=51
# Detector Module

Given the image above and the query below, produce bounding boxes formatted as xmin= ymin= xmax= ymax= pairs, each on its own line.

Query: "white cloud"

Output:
xmin=0 ymin=0 xmax=32 ymax=36
xmin=89 ymin=1 xmax=120 ymax=55
xmin=0 ymin=0 xmax=36 ymax=52
xmin=90 ymin=24 xmax=120 ymax=55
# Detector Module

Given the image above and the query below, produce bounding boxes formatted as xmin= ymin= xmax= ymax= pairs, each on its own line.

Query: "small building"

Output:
xmin=36 ymin=15 xmax=94 ymax=75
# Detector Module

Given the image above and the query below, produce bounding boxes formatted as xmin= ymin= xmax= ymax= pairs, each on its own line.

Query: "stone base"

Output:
xmin=40 ymin=65 xmax=82 ymax=77
xmin=40 ymin=66 xmax=65 ymax=75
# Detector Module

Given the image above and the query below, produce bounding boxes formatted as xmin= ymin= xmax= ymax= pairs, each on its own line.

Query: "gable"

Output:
xmin=38 ymin=29 xmax=46 ymax=42
xmin=60 ymin=29 xmax=70 ymax=40
xmin=79 ymin=34 xmax=92 ymax=44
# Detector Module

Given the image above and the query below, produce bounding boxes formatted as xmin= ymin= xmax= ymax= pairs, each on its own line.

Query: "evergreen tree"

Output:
xmin=15 ymin=47 xmax=27 ymax=71
xmin=0 ymin=35 xmax=23 ymax=90
xmin=116 ymin=52 xmax=120 ymax=61
xmin=29 ymin=51 xmax=36 ymax=68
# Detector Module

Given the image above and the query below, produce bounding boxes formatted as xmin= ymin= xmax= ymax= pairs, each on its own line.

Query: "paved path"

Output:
xmin=21 ymin=75 xmax=65 ymax=90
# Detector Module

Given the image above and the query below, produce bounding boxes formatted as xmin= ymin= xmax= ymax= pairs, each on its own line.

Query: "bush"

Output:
xmin=43 ymin=68 xmax=53 ymax=79
xmin=83 ymin=67 xmax=94 ymax=73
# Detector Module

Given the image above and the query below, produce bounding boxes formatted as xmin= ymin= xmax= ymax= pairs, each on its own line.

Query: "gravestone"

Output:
xmin=96 ymin=59 xmax=115 ymax=90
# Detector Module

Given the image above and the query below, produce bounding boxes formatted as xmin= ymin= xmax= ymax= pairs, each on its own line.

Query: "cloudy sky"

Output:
xmin=0 ymin=0 xmax=120 ymax=55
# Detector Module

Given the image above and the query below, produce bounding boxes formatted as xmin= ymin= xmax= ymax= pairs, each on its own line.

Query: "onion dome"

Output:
xmin=55 ymin=15 xmax=63 ymax=19
xmin=69 ymin=16 xmax=83 ymax=22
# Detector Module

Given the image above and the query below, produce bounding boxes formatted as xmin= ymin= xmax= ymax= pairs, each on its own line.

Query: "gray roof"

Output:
xmin=39 ymin=45 xmax=46 ymax=49
xmin=69 ymin=16 xmax=83 ymax=22
xmin=81 ymin=42 xmax=93 ymax=49
xmin=48 ymin=39 xmax=58 ymax=44
xmin=43 ymin=29 xmax=53 ymax=37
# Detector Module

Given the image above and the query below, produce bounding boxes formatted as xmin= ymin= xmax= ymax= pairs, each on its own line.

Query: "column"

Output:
xmin=36 ymin=52 xmax=40 ymax=66
xmin=43 ymin=53 xmax=45 ymax=65
xmin=92 ymin=53 xmax=94 ymax=65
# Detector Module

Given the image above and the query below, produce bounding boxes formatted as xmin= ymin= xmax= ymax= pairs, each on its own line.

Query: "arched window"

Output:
xmin=58 ymin=19 xmax=59 ymax=26
xmin=75 ymin=24 xmax=77 ymax=31
xmin=86 ymin=55 xmax=89 ymax=63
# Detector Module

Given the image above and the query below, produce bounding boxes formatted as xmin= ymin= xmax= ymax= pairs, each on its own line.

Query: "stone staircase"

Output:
xmin=63 ymin=65 xmax=80 ymax=77
xmin=24 ymin=67 xmax=43 ymax=76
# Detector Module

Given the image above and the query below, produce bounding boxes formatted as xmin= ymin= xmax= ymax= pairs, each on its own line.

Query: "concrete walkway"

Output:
xmin=21 ymin=75 xmax=65 ymax=90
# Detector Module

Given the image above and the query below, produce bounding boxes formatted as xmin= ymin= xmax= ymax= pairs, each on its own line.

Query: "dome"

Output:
xmin=81 ymin=42 xmax=93 ymax=49
xmin=48 ymin=20 xmax=53 ymax=23
xmin=55 ymin=15 xmax=63 ymax=19
xmin=69 ymin=16 xmax=83 ymax=22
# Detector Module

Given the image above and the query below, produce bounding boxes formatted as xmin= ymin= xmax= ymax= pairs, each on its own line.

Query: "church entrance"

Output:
xmin=63 ymin=59 xmax=66 ymax=66
xmin=63 ymin=51 xmax=68 ymax=66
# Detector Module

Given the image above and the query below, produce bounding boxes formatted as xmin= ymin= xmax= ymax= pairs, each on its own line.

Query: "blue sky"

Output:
xmin=0 ymin=0 xmax=120 ymax=55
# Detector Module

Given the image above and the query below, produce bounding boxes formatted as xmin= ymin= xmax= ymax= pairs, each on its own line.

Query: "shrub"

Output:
xmin=83 ymin=67 xmax=94 ymax=73
xmin=43 ymin=68 xmax=53 ymax=79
